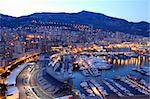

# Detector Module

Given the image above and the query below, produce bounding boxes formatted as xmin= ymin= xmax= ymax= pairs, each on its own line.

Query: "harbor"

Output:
xmin=72 ymin=54 xmax=150 ymax=98
xmin=26 ymin=52 xmax=150 ymax=98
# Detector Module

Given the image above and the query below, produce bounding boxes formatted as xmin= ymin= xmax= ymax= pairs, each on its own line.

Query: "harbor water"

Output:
xmin=72 ymin=55 xmax=150 ymax=95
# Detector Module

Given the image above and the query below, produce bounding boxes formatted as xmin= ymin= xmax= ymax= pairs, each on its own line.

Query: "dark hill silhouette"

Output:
xmin=0 ymin=11 xmax=149 ymax=36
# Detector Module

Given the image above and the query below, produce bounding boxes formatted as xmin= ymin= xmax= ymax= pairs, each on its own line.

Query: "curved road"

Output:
xmin=16 ymin=62 xmax=53 ymax=99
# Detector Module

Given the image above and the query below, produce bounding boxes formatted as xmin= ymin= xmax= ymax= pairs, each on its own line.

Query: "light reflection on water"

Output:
xmin=105 ymin=55 xmax=149 ymax=67
xmin=72 ymin=55 xmax=150 ymax=95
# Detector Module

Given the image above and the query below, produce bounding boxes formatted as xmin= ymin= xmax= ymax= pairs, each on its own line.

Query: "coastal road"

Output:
xmin=29 ymin=65 xmax=54 ymax=99
xmin=16 ymin=68 xmax=28 ymax=99
xmin=16 ymin=62 xmax=54 ymax=99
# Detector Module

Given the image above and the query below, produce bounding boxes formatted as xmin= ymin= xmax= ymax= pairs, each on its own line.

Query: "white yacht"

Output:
xmin=76 ymin=55 xmax=112 ymax=70
xmin=46 ymin=54 xmax=74 ymax=83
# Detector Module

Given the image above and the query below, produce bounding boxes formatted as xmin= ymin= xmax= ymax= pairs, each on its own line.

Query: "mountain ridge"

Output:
xmin=0 ymin=11 xmax=149 ymax=23
xmin=0 ymin=11 xmax=149 ymax=37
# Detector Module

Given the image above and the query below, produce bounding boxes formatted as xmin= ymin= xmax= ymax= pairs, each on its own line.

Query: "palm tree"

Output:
xmin=0 ymin=83 xmax=7 ymax=96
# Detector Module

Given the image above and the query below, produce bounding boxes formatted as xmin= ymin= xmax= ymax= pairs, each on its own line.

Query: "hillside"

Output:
xmin=0 ymin=11 xmax=149 ymax=36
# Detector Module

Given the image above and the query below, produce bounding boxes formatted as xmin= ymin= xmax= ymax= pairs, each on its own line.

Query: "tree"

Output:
xmin=0 ymin=83 xmax=7 ymax=96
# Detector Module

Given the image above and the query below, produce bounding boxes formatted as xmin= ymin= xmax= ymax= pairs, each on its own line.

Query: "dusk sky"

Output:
xmin=0 ymin=0 xmax=149 ymax=22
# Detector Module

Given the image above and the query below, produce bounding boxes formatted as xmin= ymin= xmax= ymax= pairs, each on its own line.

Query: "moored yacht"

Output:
xmin=46 ymin=54 xmax=74 ymax=83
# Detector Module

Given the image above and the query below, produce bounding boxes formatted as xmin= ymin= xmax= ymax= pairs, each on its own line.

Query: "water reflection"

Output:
xmin=106 ymin=56 xmax=149 ymax=66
